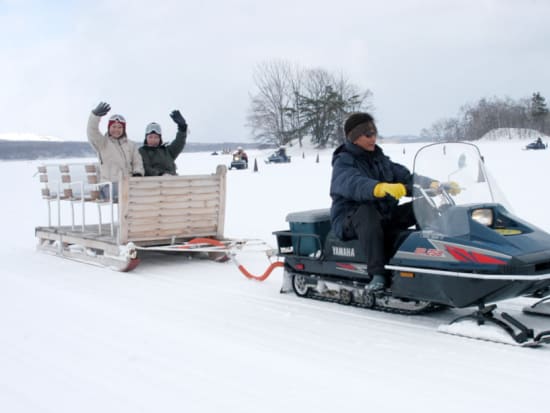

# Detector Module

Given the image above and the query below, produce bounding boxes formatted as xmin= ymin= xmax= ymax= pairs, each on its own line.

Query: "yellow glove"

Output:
xmin=446 ymin=181 xmax=461 ymax=195
xmin=373 ymin=182 xmax=407 ymax=200
xmin=429 ymin=181 xmax=440 ymax=190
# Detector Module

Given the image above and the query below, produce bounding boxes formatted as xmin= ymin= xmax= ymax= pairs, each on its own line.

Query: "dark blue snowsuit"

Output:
xmin=330 ymin=142 xmax=431 ymax=275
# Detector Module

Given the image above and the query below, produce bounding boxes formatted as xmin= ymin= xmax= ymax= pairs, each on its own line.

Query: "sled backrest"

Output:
xmin=37 ymin=163 xmax=101 ymax=200
xmin=118 ymin=165 xmax=227 ymax=245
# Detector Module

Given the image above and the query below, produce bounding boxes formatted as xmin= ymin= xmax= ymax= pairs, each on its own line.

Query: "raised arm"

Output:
xmin=87 ymin=102 xmax=111 ymax=151
xmin=167 ymin=110 xmax=188 ymax=158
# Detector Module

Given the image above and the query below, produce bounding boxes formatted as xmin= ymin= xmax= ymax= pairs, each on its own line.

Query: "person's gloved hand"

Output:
xmin=92 ymin=102 xmax=111 ymax=116
xmin=429 ymin=181 xmax=440 ymax=190
xmin=373 ymin=182 xmax=407 ymax=200
xmin=170 ymin=110 xmax=187 ymax=132
xmin=445 ymin=181 xmax=461 ymax=195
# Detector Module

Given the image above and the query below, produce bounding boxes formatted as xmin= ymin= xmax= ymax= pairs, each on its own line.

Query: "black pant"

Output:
xmin=343 ymin=202 xmax=416 ymax=275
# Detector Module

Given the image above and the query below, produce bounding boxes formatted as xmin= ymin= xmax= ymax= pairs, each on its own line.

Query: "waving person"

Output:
xmin=87 ymin=101 xmax=144 ymax=201
xmin=139 ymin=110 xmax=188 ymax=176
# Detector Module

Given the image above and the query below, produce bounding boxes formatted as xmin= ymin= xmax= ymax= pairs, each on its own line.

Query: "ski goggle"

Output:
xmin=146 ymin=122 xmax=162 ymax=135
xmin=109 ymin=114 xmax=126 ymax=124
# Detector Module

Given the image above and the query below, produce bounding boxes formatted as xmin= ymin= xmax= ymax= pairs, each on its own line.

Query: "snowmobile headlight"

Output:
xmin=471 ymin=208 xmax=493 ymax=226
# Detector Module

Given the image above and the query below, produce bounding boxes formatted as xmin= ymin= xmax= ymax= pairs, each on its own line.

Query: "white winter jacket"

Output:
xmin=87 ymin=113 xmax=144 ymax=182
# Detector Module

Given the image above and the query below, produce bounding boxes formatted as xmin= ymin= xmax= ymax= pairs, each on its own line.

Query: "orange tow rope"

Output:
xmin=187 ymin=237 xmax=284 ymax=281
xmin=236 ymin=261 xmax=284 ymax=281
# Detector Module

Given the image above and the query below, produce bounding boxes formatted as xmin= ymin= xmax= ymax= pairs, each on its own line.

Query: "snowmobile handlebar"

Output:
xmin=412 ymin=183 xmax=457 ymax=209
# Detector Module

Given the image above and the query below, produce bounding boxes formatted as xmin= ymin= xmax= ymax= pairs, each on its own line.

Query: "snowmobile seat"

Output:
xmin=284 ymin=209 xmax=331 ymax=257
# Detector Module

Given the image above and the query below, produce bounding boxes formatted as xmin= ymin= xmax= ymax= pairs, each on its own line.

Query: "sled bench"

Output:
xmin=35 ymin=164 xmax=227 ymax=270
xmin=36 ymin=163 xmax=115 ymax=232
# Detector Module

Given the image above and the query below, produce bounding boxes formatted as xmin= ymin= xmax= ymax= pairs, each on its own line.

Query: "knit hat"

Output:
xmin=144 ymin=122 xmax=163 ymax=145
xmin=344 ymin=112 xmax=377 ymax=142
xmin=108 ymin=114 xmax=126 ymax=136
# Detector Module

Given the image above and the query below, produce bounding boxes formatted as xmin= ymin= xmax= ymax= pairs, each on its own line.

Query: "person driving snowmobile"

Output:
xmin=233 ymin=146 xmax=248 ymax=163
xmin=330 ymin=112 xmax=460 ymax=292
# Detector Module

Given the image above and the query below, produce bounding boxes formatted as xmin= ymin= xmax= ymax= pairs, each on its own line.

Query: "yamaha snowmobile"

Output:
xmin=273 ymin=142 xmax=550 ymax=345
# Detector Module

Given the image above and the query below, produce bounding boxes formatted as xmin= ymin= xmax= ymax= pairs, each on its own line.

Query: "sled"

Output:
xmin=34 ymin=163 xmax=272 ymax=272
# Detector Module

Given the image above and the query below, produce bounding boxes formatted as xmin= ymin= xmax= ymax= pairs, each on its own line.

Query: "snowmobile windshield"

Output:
xmin=412 ymin=142 xmax=511 ymax=236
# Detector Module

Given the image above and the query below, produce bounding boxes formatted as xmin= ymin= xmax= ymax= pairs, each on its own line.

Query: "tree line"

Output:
xmin=247 ymin=60 xmax=549 ymax=145
xmin=420 ymin=92 xmax=549 ymax=141
xmin=246 ymin=60 xmax=372 ymax=148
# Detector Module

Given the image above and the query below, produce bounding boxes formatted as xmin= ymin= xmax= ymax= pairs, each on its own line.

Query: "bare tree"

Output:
xmin=332 ymin=72 xmax=373 ymax=145
xmin=247 ymin=61 xmax=372 ymax=147
xmin=246 ymin=60 xmax=301 ymax=146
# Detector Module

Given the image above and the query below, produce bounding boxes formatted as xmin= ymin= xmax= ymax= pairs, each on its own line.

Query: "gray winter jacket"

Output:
xmin=87 ymin=113 xmax=144 ymax=182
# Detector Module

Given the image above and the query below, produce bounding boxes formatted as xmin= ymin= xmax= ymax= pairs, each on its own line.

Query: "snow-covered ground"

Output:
xmin=1 ymin=136 xmax=550 ymax=412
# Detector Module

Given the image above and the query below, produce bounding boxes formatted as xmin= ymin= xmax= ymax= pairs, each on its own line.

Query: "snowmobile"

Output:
xmin=265 ymin=148 xmax=291 ymax=164
xmin=525 ymin=139 xmax=547 ymax=150
xmin=273 ymin=142 xmax=550 ymax=346
xmin=229 ymin=153 xmax=248 ymax=170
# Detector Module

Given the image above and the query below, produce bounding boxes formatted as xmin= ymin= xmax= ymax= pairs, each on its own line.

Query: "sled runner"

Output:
xmin=272 ymin=142 xmax=550 ymax=346
xmin=35 ymin=163 xmax=271 ymax=272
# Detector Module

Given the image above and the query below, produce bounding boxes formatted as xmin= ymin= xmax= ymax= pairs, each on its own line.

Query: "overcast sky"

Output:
xmin=2 ymin=0 xmax=549 ymax=143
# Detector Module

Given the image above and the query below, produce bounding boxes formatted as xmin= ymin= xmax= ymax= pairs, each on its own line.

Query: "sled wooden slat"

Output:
xmin=127 ymin=217 xmax=218 ymax=232
xmin=128 ymin=177 xmax=219 ymax=190
xmin=127 ymin=214 xmax=219 ymax=227
xmin=129 ymin=186 xmax=220 ymax=197
xmin=127 ymin=201 xmax=220 ymax=216
xmin=128 ymin=225 xmax=218 ymax=239
xmin=127 ymin=206 xmax=219 ymax=218
xmin=127 ymin=193 xmax=220 ymax=205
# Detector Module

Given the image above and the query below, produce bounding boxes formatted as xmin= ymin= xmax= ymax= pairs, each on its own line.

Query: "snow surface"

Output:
xmin=1 ymin=137 xmax=550 ymax=412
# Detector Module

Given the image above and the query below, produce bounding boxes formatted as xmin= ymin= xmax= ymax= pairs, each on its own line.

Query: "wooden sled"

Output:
xmin=34 ymin=163 xmax=244 ymax=271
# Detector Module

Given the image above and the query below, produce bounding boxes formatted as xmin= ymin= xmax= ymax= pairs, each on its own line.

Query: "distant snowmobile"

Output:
xmin=273 ymin=142 xmax=550 ymax=346
xmin=229 ymin=153 xmax=248 ymax=170
xmin=525 ymin=138 xmax=547 ymax=150
xmin=265 ymin=147 xmax=291 ymax=164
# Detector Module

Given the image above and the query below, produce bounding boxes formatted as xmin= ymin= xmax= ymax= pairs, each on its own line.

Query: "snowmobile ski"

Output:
xmin=438 ymin=304 xmax=550 ymax=347
xmin=523 ymin=297 xmax=550 ymax=317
